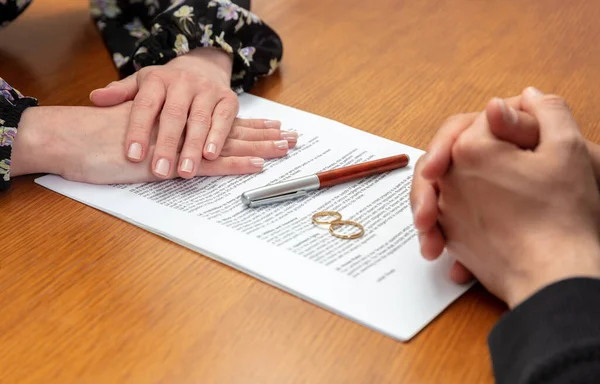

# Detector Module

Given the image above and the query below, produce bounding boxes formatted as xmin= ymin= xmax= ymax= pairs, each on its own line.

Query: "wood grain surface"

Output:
xmin=2 ymin=0 xmax=599 ymax=383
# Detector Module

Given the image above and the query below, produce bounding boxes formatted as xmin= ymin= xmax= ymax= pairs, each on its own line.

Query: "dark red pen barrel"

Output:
xmin=317 ymin=154 xmax=410 ymax=188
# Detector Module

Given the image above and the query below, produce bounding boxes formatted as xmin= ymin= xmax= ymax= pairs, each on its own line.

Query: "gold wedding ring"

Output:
xmin=329 ymin=220 xmax=364 ymax=240
xmin=312 ymin=211 xmax=343 ymax=225
xmin=312 ymin=211 xmax=365 ymax=240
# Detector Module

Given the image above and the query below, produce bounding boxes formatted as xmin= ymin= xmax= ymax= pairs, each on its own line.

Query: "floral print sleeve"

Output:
xmin=0 ymin=0 xmax=282 ymax=191
xmin=0 ymin=78 xmax=38 ymax=190
xmin=1 ymin=0 xmax=38 ymax=190
xmin=91 ymin=0 xmax=283 ymax=93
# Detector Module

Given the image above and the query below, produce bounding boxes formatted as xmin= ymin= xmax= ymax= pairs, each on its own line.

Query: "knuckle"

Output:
xmin=158 ymin=135 xmax=180 ymax=150
xmin=252 ymin=141 xmax=264 ymax=153
xmin=188 ymin=109 xmax=211 ymax=126
xmin=144 ymin=69 xmax=164 ymax=82
xmin=133 ymin=96 xmax=155 ymax=109
xmin=195 ymin=77 xmax=215 ymax=92
xmin=541 ymin=94 xmax=570 ymax=111
xmin=452 ymin=134 xmax=481 ymax=166
xmin=561 ymin=132 xmax=585 ymax=153
xmin=128 ymin=120 xmax=150 ymax=135
xmin=260 ymin=129 xmax=270 ymax=141
xmin=230 ymin=158 xmax=244 ymax=169
xmin=249 ymin=119 xmax=263 ymax=129
xmin=223 ymin=89 xmax=238 ymax=100
xmin=216 ymin=96 xmax=239 ymax=121
xmin=217 ymin=106 xmax=235 ymax=121
xmin=184 ymin=137 xmax=205 ymax=151
xmin=176 ymin=71 xmax=194 ymax=83
xmin=162 ymin=103 xmax=187 ymax=120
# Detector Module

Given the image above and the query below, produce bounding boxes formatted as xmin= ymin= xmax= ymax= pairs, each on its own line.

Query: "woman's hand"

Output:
xmin=11 ymin=101 xmax=297 ymax=185
xmin=433 ymin=88 xmax=600 ymax=308
xmin=89 ymin=47 xmax=262 ymax=180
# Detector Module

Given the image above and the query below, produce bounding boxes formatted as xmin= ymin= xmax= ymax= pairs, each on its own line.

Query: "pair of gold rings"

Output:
xmin=311 ymin=211 xmax=364 ymax=240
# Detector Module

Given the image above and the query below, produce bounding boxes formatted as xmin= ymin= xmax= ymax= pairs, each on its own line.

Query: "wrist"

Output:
xmin=505 ymin=237 xmax=600 ymax=308
xmin=11 ymin=106 xmax=64 ymax=177
xmin=172 ymin=47 xmax=233 ymax=85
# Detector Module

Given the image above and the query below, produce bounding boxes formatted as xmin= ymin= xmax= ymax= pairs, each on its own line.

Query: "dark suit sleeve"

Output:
xmin=488 ymin=277 xmax=600 ymax=384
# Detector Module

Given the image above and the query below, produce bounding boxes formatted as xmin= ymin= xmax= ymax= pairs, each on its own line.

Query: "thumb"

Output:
xmin=520 ymin=87 xmax=580 ymax=146
xmin=89 ymin=74 xmax=138 ymax=107
xmin=486 ymin=97 xmax=540 ymax=150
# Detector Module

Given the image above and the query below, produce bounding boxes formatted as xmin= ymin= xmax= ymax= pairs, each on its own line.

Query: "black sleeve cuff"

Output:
xmin=488 ymin=277 xmax=600 ymax=384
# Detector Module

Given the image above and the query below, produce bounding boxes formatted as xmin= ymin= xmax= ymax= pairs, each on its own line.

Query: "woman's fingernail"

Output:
xmin=128 ymin=142 xmax=142 ymax=160
xmin=525 ymin=86 xmax=543 ymax=97
xmin=507 ymin=106 xmax=518 ymax=125
xmin=274 ymin=140 xmax=289 ymax=150
xmin=265 ymin=120 xmax=280 ymax=128
xmin=155 ymin=158 xmax=170 ymax=176
xmin=250 ymin=157 xmax=264 ymax=168
xmin=180 ymin=158 xmax=194 ymax=173
xmin=205 ymin=143 xmax=217 ymax=155
xmin=281 ymin=131 xmax=298 ymax=141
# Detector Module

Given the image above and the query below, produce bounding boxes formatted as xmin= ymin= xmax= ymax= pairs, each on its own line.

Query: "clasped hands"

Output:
xmin=11 ymin=48 xmax=296 ymax=182
xmin=410 ymin=87 xmax=600 ymax=308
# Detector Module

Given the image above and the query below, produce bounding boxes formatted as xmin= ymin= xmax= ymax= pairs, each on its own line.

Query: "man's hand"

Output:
xmin=10 ymin=101 xmax=297 ymax=184
xmin=434 ymin=88 xmax=600 ymax=308
xmin=410 ymin=95 xmax=540 ymax=282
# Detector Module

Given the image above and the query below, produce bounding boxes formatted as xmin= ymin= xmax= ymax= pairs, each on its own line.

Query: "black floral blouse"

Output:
xmin=0 ymin=0 xmax=283 ymax=190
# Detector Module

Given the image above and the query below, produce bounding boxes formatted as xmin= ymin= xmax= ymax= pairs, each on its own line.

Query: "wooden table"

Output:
xmin=2 ymin=0 xmax=599 ymax=382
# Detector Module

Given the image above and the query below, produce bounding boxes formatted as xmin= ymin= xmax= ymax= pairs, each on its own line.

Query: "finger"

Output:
xmin=90 ymin=74 xmax=139 ymax=107
xmin=177 ymin=94 xmax=218 ymax=179
xmin=126 ymin=74 xmax=166 ymax=162
xmin=220 ymin=138 xmax=290 ymax=158
xmin=486 ymin=98 xmax=540 ymax=149
xmin=419 ymin=227 xmax=446 ymax=261
xmin=410 ymin=154 xmax=438 ymax=230
xmin=205 ymin=91 xmax=239 ymax=160
xmin=449 ymin=261 xmax=475 ymax=284
xmin=410 ymin=154 xmax=447 ymax=260
xmin=421 ymin=113 xmax=479 ymax=180
xmin=520 ymin=87 xmax=581 ymax=148
xmin=229 ymin=124 xmax=298 ymax=146
xmin=234 ymin=118 xmax=281 ymax=130
xmin=125 ymin=149 xmax=265 ymax=182
xmin=153 ymin=82 xmax=194 ymax=178
xmin=421 ymin=96 xmax=535 ymax=180
xmin=196 ymin=156 xmax=265 ymax=176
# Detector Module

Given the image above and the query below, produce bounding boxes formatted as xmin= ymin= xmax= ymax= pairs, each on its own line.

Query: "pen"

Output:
xmin=241 ymin=154 xmax=410 ymax=207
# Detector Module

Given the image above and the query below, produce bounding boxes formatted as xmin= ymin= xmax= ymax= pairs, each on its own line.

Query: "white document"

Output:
xmin=35 ymin=94 xmax=471 ymax=341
